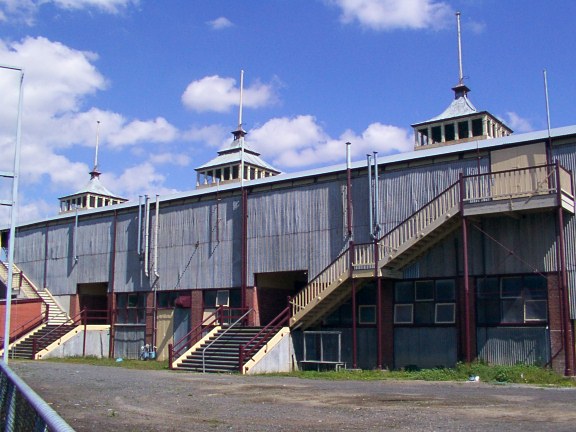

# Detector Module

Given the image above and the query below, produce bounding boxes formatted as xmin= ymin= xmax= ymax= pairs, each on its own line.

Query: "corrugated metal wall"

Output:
xmin=477 ymin=327 xmax=550 ymax=366
xmin=394 ymin=327 xmax=458 ymax=368
xmin=113 ymin=325 xmax=145 ymax=359
xmin=9 ymin=144 xmax=572 ymax=298
xmin=552 ymin=141 xmax=576 ymax=318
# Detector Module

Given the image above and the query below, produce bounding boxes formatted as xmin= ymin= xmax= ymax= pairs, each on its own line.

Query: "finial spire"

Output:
xmin=456 ymin=12 xmax=463 ymax=85
xmin=90 ymin=120 xmax=102 ymax=179
xmin=238 ymin=69 xmax=244 ymax=131
xmin=452 ymin=12 xmax=470 ymax=99
xmin=232 ymin=70 xmax=247 ymax=141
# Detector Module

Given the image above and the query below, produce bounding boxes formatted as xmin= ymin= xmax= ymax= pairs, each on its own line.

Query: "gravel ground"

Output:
xmin=10 ymin=361 xmax=576 ymax=432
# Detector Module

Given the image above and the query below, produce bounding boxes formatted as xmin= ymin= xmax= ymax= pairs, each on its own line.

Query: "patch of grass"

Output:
xmin=271 ymin=362 xmax=576 ymax=387
xmin=44 ymin=356 xmax=170 ymax=371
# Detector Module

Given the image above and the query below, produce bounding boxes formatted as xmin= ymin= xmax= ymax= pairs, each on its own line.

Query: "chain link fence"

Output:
xmin=0 ymin=361 xmax=75 ymax=431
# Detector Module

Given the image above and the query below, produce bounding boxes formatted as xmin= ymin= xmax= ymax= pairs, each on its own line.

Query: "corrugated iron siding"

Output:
xmin=394 ymin=327 xmax=458 ymax=368
xmin=552 ymin=141 xmax=576 ymax=318
xmin=477 ymin=327 xmax=550 ymax=366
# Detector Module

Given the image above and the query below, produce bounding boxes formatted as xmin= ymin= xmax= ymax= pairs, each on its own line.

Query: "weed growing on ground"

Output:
xmin=276 ymin=362 xmax=576 ymax=387
xmin=42 ymin=356 xmax=169 ymax=370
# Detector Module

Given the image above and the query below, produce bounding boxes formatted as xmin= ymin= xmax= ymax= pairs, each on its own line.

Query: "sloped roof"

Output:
xmin=195 ymin=138 xmax=280 ymax=173
xmin=59 ymin=175 xmax=124 ymax=200
xmin=413 ymin=95 xmax=478 ymax=126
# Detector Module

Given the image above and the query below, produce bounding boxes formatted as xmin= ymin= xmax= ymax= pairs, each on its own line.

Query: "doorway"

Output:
xmin=78 ymin=283 xmax=109 ymax=324
xmin=255 ymin=271 xmax=307 ymax=325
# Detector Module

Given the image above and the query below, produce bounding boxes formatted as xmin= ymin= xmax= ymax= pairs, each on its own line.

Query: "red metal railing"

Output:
xmin=31 ymin=308 xmax=109 ymax=359
xmin=238 ymin=306 xmax=291 ymax=373
xmin=168 ymin=306 xmax=248 ymax=368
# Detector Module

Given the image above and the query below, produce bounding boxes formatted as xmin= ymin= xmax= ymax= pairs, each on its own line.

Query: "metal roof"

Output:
xmin=59 ymin=175 xmax=125 ymax=200
xmin=195 ymin=138 xmax=280 ymax=173
xmin=413 ymin=95 xmax=478 ymax=126
xmin=6 ymin=124 xmax=576 ymax=230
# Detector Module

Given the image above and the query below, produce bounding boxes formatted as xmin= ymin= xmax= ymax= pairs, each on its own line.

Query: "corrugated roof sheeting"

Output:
xmin=552 ymin=141 xmax=576 ymax=317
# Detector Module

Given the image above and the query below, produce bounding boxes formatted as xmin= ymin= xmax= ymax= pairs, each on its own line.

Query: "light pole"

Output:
xmin=1 ymin=64 xmax=24 ymax=363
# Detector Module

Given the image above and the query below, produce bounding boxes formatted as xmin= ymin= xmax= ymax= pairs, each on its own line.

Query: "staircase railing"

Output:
xmin=202 ymin=308 xmax=252 ymax=373
xmin=31 ymin=308 xmax=108 ymax=358
xmin=290 ymin=249 xmax=350 ymax=317
xmin=0 ymin=260 xmax=42 ymax=300
xmin=168 ymin=305 xmax=225 ymax=369
xmin=377 ymin=179 xmax=461 ymax=263
xmin=238 ymin=306 xmax=291 ymax=373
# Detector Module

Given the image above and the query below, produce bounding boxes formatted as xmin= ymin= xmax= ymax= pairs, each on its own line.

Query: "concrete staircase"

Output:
xmin=174 ymin=327 xmax=265 ymax=373
xmin=7 ymin=324 xmax=77 ymax=359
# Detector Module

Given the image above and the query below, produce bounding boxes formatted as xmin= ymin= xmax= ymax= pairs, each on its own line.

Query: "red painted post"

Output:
xmin=83 ymin=308 xmax=87 ymax=357
xmin=557 ymin=207 xmax=574 ymax=375
xmin=462 ymin=217 xmax=471 ymax=364
xmin=349 ymin=241 xmax=357 ymax=369
xmin=238 ymin=345 xmax=244 ymax=373
xmin=168 ymin=343 xmax=173 ymax=370
xmin=375 ymin=236 xmax=383 ymax=369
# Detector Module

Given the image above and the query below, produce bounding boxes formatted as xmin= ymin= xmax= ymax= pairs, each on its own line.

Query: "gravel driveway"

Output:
xmin=11 ymin=361 xmax=576 ymax=432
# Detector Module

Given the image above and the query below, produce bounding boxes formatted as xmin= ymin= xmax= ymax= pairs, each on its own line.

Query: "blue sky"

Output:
xmin=0 ymin=0 xmax=575 ymax=223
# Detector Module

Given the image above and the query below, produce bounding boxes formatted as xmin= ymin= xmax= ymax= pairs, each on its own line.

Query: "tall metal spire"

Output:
xmin=452 ymin=12 xmax=470 ymax=99
xmin=232 ymin=70 xmax=247 ymax=141
xmin=90 ymin=120 xmax=101 ymax=179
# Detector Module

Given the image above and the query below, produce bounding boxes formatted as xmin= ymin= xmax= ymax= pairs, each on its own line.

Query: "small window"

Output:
xmin=435 ymin=303 xmax=456 ymax=324
xmin=431 ymin=126 xmax=442 ymax=143
xmin=436 ymin=280 xmax=455 ymax=302
xmin=444 ymin=123 xmax=455 ymax=141
xmin=415 ymin=280 xmax=434 ymax=301
xmin=472 ymin=118 xmax=483 ymax=137
xmin=458 ymin=121 xmax=469 ymax=139
xmin=477 ymin=277 xmax=499 ymax=299
xmin=216 ymin=290 xmax=229 ymax=307
xmin=358 ymin=305 xmax=376 ymax=324
xmin=525 ymin=300 xmax=547 ymax=321
xmin=127 ymin=293 xmax=139 ymax=308
xmin=395 ymin=281 xmax=414 ymax=302
xmin=414 ymin=302 xmax=434 ymax=324
xmin=394 ymin=304 xmax=413 ymax=324
xmin=501 ymin=277 xmax=522 ymax=298
xmin=501 ymin=298 xmax=524 ymax=323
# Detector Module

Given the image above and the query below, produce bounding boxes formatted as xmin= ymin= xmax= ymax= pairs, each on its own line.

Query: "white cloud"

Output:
xmin=110 ymin=162 xmax=179 ymax=197
xmin=148 ymin=152 xmax=190 ymax=167
xmin=504 ymin=112 xmax=533 ymax=133
xmin=107 ymin=117 xmax=179 ymax=147
xmin=248 ymin=115 xmax=412 ymax=169
xmin=184 ymin=124 xmax=230 ymax=149
xmin=181 ymin=75 xmax=277 ymax=113
xmin=0 ymin=0 xmax=138 ymax=24
xmin=207 ymin=16 xmax=233 ymax=30
xmin=0 ymin=36 xmax=182 ymax=222
xmin=326 ymin=0 xmax=453 ymax=30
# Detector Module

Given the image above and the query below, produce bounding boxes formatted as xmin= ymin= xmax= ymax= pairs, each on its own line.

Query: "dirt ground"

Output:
xmin=11 ymin=361 xmax=576 ymax=432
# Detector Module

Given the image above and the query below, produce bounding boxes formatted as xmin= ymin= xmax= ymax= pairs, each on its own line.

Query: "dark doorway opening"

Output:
xmin=78 ymin=283 xmax=109 ymax=324
xmin=255 ymin=271 xmax=308 ymax=326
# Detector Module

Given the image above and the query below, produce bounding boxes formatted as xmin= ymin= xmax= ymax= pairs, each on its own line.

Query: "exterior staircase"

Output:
xmin=7 ymin=324 xmax=77 ymax=359
xmin=289 ymin=163 xmax=576 ymax=330
xmin=0 ymin=261 xmax=70 ymax=326
xmin=174 ymin=326 xmax=265 ymax=373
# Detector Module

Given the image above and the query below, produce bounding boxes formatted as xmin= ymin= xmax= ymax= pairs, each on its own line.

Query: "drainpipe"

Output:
xmin=346 ymin=142 xmax=353 ymax=238
xmin=73 ymin=209 xmax=79 ymax=263
xmin=152 ymin=195 xmax=160 ymax=350
xmin=153 ymin=195 xmax=160 ymax=279
xmin=43 ymin=223 xmax=49 ymax=288
xmin=373 ymin=152 xmax=380 ymax=238
xmin=144 ymin=195 xmax=150 ymax=277
xmin=367 ymin=154 xmax=373 ymax=239
xmin=349 ymin=241 xmax=357 ymax=369
xmin=109 ymin=210 xmax=118 ymax=358
xmin=137 ymin=195 xmax=143 ymax=256
xmin=557 ymin=205 xmax=574 ymax=375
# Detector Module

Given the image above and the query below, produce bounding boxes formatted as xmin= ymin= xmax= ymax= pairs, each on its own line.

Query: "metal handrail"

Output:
xmin=238 ymin=306 xmax=290 ymax=373
xmin=169 ymin=306 xmax=223 ymax=367
xmin=202 ymin=308 xmax=252 ymax=373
